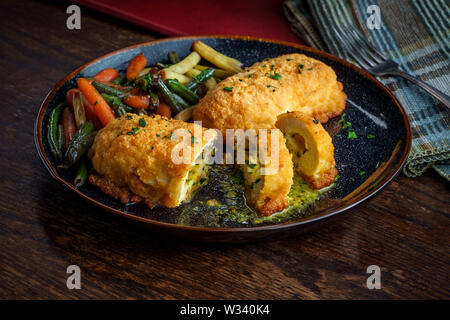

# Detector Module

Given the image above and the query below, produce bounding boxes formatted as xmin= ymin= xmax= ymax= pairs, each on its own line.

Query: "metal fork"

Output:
xmin=333 ymin=25 xmax=450 ymax=109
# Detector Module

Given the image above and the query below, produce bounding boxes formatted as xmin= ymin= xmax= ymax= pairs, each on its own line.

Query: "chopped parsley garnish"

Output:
xmin=263 ymin=57 xmax=270 ymax=61
xmin=247 ymin=163 xmax=257 ymax=169
xmin=125 ymin=115 xmax=133 ymax=120
xmin=342 ymin=121 xmax=352 ymax=129
xmin=94 ymin=100 xmax=98 ymax=106
xmin=359 ymin=171 xmax=366 ymax=176
xmin=298 ymin=64 xmax=304 ymax=73
xmin=266 ymin=84 xmax=279 ymax=90
xmin=313 ymin=118 xmax=319 ymax=124
xmin=266 ymin=72 xmax=282 ymax=80
xmin=138 ymin=118 xmax=146 ymax=127
xmin=307 ymin=67 xmax=313 ymax=70
xmin=338 ymin=113 xmax=357 ymax=140
xmin=224 ymin=87 xmax=233 ymax=92
xmin=286 ymin=58 xmax=292 ymax=61
xmin=191 ymin=136 xmax=197 ymax=144
xmin=367 ymin=134 xmax=375 ymax=139
xmin=156 ymin=133 xmax=160 ymax=137
xmin=338 ymin=113 xmax=352 ymax=129
xmin=248 ymin=74 xmax=253 ymax=78
xmin=200 ymin=178 xmax=207 ymax=184
xmin=335 ymin=174 xmax=341 ymax=181
xmin=127 ymin=127 xmax=139 ymax=135
xmin=347 ymin=131 xmax=358 ymax=140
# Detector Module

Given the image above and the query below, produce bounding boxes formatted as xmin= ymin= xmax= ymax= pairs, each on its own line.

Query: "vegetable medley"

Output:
xmin=46 ymin=41 xmax=243 ymax=187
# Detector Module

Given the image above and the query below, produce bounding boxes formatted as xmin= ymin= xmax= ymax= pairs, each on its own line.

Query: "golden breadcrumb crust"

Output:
xmin=276 ymin=111 xmax=337 ymax=189
xmin=193 ymin=53 xmax=347 ymax=135
xmin=88 ymin=113 xmax=216 ymax=207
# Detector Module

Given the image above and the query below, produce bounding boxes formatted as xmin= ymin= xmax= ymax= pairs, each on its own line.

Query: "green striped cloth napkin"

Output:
xmin=284 ymin=0 xmax=450 ymax=180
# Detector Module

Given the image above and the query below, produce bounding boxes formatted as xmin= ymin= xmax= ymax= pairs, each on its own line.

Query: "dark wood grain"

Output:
xmin=0 ymin=0 xmax=448 ymax=299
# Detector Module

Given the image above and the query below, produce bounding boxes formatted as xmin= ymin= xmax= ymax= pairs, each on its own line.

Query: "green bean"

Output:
xmin=61 ymin=121 xmax=94 ymax=168
xmin=136 ymin=73 xmax=153 ymax=92
xmin=156 ymin=78 xmax=189 ymax=114
xmin=172 ymin=93 xmax=191 ymax=110
xmin=165 ymin=79 xmax=200 ymax=105
xmin=112 ymin=74 xmax=126 ymax=85
xmin=168 ymin=51 xmax=180 ymax=64
xmin=149 ymin=92 xmax=160 ymax=108
xmin=92 ymin=81 xmax=126 ymax=97
xmin=47 ymin=104 xmax=63 ymax=159
xmin=64 ymin=131 xmax=96 ymax=167
xmin=186 ymin=68 xmax=215 ymax=91
xmin=68 ymin=121 xmax=94 ymax=145
xmin=194 ymin=65 xmax=233 ymax=79
xmin=57 ymin=125 xmax=63 ymax=152
xmin=74 ymin=157 xmax=88 ymax=187
xmin=101 ymin=93 xmax=133 ymax=117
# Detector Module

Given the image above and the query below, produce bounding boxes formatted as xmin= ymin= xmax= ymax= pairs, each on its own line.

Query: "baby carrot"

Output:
xmin=77 ymin=77 xmax=115 ymax=127
xmin=123 ymin=95 xmax=149 ymax=109
xmin=93 ymin=68 xmax=119 ymax=82
xmin=126 ymin=53 xmax=147 ymax=81
xmin=157 ymin=103 xmax=171 ymax=118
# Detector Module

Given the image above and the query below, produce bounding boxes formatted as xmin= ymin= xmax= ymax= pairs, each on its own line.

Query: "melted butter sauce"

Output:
xmin=177 ymin=165 xmax=332 ymax=227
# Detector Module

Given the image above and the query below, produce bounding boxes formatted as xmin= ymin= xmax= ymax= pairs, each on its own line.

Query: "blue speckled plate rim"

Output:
xmin=34 ymin=35 xmax=412 ymax=234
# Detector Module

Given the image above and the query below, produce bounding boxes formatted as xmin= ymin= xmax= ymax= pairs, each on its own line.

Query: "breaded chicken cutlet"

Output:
xmin=192 ymin=53 xmax=347 ymax=135
xmin=88 ymin=113 xmax=217 ymax=208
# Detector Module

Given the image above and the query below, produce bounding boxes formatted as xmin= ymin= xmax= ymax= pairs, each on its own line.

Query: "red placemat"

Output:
xmin=75 ymin=0 xmax=302 ymax=44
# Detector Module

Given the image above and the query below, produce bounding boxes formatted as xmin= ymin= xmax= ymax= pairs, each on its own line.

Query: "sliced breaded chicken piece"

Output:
xmin=193 ymin=53 xmax=346 ymax=135
xmin=239 ymin=129 xmax=293 ymax=216
xmin=88 ymin=113 xmax=217 ymax=208
xmin=276 ymin=112 xmax=337 ymax=189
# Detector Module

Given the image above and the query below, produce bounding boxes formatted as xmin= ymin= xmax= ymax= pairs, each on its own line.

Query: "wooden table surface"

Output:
xmin=0 ymin=0 xmax=448 ymax=299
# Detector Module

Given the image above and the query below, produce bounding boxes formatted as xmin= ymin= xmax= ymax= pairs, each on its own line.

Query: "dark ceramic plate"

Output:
xmin=35 ymin=36 xmax=411 ymax=242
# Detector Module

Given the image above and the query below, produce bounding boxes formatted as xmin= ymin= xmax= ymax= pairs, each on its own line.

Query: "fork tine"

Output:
xmin=347 ymin=25 xmax=388 ymax=61
xmin=343 ymin=26 xmax=383 ymax=65
xmin=331 ymin=17 xmax=379 ymax=67
xmin=339 ymin=28 xmax=379 ymax=67
xmin=332 ymin=27 xmax=371 ymax=69
xmin=333 ymin=28 xmax=369 ymax=69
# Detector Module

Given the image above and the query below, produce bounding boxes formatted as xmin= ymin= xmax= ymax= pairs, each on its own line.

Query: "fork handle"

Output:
xmin=391 ymin=70 xmax=450 ymax=109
